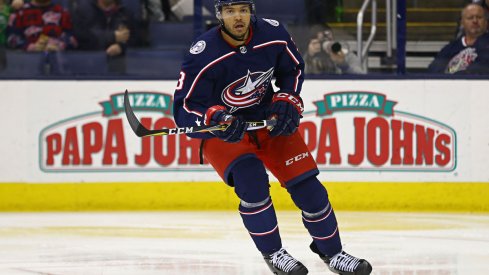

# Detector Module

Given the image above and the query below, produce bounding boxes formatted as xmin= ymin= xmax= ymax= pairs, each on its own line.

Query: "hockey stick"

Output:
xmin=123 ymin=90 xmax=276 ymax=137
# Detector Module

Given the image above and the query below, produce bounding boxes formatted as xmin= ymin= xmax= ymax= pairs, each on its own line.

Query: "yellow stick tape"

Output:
xmin=0 ymin=182 xmax=488 ymax=212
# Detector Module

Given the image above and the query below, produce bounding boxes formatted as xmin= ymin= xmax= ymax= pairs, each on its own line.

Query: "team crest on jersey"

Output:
xmin=190 ymin=40 xmax=206 ymax=54
xmin=222 ymin=68 xmax=274 ymax=112
xmin=446 ymin=47 xmax=477 ymax=74
xmin=263 ymin=18 xmax=279 ymax=27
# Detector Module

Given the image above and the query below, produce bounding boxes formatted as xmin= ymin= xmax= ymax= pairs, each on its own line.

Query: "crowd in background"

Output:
xmin=0 ymin=0 xmax=171 ymax=54
xmin=0 ymin=0 xmax=178 ymax=72
xmin=0 ymin=0 xmax=488 ymax=75
xmin=428 ymin=0 xmax=489 ymax=74
xmin=302 ymin=0 xmax=489 ymax=75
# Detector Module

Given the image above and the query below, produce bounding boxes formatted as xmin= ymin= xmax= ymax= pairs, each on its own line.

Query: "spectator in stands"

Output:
xmin=7 ymin=0 xmax=77 ymax=51
xmin=74 ymin=0 xmax=135 ymax=55
xmin=306 ymin=25 xmax=365 ymax=74
xmin=455 ymin=0 xmax=489 ymax=38
xmin=303 ymin=35 xmax=336 ymax=74
xmin=429 ymin=3 xmax=489 ymax=74
xmin=9 ymin=0 xmax=23 ymax=10
xmin=322 ymin=36 xmax=366 ymax=74
xmin=73 ymin=0 xmax=137 ymax=72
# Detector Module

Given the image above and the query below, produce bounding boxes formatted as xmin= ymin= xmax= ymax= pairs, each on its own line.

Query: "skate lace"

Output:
xmin=270 ymin=248 xmax=299 ymax=272
xmin=329 ymin=251 xmax=361 ymax=272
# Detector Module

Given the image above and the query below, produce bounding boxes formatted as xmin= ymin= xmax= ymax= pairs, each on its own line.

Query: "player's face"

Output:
xmin=221 ymin=4 xmax=252 ymax=40
xmin=461 ymin=5 xmax=487 ymax=37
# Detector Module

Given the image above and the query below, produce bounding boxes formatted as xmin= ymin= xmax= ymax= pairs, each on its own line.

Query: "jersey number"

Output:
xmin=176 ymin=71 xmax=186 ymax=90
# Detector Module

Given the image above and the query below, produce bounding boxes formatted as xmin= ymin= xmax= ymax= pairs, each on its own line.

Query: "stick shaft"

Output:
xmin=123 ymin=90 xmax=276 ymax=137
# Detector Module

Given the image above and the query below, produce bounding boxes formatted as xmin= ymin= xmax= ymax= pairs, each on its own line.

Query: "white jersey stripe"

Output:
xmin=294 ymin=69 xmax=302 ymax=93
xmin=254 ymin=40 xmax=300 ymax=65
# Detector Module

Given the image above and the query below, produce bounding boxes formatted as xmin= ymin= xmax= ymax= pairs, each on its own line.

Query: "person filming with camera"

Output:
xmin=320 ymin=27 xmax=366 ymax=74
xmin=304 ymin=25 xmax=365 ymax=75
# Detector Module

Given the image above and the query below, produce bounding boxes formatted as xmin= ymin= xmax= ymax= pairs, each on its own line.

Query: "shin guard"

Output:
xmin=239 ymin=197 xmax=282 ymax=254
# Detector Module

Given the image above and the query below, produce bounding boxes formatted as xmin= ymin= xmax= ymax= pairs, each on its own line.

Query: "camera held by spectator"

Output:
xmin=322 ymin=39 xmax=365 ymax=74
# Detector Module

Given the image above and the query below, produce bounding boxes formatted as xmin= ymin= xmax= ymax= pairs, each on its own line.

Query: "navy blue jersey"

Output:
xmin=173 ymin=18 xmax=305 ymax=139
xmin=428 ymin=32 xmax=489 ymax=74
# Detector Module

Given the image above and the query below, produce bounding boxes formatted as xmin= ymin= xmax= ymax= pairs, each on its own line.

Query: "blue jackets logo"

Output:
xmin=221 ymin=67 xmax=274 ymax=113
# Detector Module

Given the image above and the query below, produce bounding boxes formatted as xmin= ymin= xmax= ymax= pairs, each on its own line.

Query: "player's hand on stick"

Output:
xmin=266 ymin=92 xmax=304 ymax=137
xmin=204 ymin=105 xmax=246 ymax=143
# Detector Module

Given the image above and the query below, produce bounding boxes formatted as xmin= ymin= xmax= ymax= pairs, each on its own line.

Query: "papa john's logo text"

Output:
xmin=299 ymin=91 xmax=457 ymax=171
xmin=39 ymin=91 xmax=211 ymax=172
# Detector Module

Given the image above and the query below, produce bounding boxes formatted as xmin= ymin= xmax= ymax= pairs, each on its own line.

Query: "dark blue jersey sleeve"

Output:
xmin=173 ymin=51 xmax=217 ymax=139
xmin=270 ymin=23 xmax=305 ymax=96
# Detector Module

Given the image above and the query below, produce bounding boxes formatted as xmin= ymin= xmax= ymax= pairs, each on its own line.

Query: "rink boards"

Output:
xmin=0 ymin=79 xmax=488 ymax=211
xmin=0 ymin=181 xmax=488 ymax=212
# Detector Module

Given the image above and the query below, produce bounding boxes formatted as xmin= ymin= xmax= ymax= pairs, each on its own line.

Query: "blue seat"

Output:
xmin=149 ymin=22 xmax=194 ymax=50
xmin=50 ymin=51 xmax=108 ymax=75
xmin=125 ymin=49 xmax=184 ymax=78
xmin=0 ymin=51 xmax=45 ymax=77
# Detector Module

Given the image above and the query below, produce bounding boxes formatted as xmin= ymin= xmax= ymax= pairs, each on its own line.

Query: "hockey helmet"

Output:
xmin=214 ymin=0 xmax=256 ymax=20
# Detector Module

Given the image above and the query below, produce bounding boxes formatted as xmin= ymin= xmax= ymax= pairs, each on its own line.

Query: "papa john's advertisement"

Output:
xmin=1 ymin=80 xmax=488 ymax=182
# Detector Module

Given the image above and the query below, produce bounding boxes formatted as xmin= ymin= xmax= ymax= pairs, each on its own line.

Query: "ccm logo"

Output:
xmin=286 ymin=152 xmax=309 ymax=166
xmin=168 ymin=127 xmax=193 ymax=134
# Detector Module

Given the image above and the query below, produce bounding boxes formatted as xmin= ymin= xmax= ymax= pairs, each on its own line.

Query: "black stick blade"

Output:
xmin=124 ymin=90 xmax=152 ymax=137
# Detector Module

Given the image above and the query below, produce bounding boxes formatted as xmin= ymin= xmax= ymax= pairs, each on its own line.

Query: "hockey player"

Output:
xmin=173 ymin=0 xmax=372 ymax=274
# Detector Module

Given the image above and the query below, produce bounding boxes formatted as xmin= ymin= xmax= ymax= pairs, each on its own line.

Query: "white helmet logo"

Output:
xmin=190 ymin=40 xmax=206 ymax=54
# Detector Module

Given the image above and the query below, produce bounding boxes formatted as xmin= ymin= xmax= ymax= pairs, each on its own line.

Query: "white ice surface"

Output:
xmin=0 ymin=211 xmax=488 ymax=275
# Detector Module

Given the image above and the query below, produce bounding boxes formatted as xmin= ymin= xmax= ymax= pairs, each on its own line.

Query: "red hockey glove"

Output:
xmin=266 ymin=92 xmax=304 ymax=137
xmin=204 ymin=105 xmax=246 ymax=143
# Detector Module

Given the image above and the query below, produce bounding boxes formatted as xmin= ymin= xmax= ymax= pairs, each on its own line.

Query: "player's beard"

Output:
xmin=229 ymin=22 xmax=250 ymax=41
xmin=233 ymin=29 xmax=248 ymax=41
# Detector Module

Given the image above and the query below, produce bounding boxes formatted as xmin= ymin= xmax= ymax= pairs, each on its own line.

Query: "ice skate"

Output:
xmin=263 ymin=248 xmax=309 ymax=275
xmin=310 ymin=242 xmax=372 ymax=275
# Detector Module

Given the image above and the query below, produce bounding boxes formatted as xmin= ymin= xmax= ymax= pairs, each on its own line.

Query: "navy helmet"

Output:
xmin=214 ymin=0 xmax=256 ymax=21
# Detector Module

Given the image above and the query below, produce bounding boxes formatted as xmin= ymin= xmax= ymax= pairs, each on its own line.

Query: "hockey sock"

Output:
xmin=231 ymin=157 xmax=282 ymax=255
xmin=239 ymin=197 xmax=282 ymax=254
xmin=287 ymin=176 xmax=342 ymax=257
